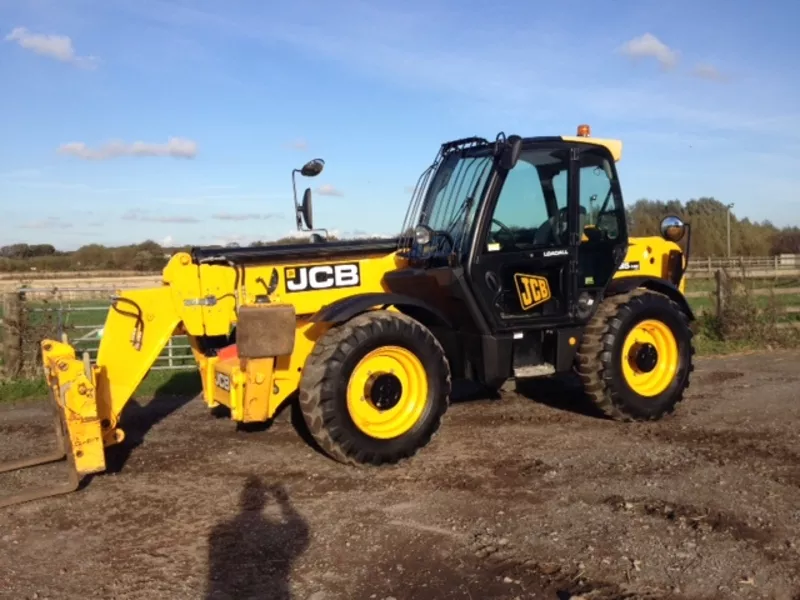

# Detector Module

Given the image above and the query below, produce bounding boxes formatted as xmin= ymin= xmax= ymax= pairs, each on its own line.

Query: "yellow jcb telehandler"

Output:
xmin=0 ymin=125 xmax=694 ymax=508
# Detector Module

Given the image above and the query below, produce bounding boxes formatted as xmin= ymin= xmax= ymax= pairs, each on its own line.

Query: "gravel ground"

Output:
xmin=1 ymin=349 xmax=799 ymax=600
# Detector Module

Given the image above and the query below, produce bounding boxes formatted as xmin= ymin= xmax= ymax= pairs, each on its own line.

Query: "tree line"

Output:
xmin=2 ymin=197 xmax=798 ymax=273
xmin=626 ymin=197 xmax=799 ymax=257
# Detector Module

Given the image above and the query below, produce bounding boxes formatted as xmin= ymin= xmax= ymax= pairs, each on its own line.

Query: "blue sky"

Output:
xmin=1 ymin=0 xmax=799 ymax=251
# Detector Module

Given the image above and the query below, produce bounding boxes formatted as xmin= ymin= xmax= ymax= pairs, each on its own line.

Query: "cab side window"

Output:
xmin=578 ymin=151 xmax=623 ymax=242
xmin=485 ymin=148 xmax=570 ymax=252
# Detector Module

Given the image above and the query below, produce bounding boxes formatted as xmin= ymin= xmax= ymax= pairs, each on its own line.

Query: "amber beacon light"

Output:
xmin=577 ymin=124 xmax=591 ymax=137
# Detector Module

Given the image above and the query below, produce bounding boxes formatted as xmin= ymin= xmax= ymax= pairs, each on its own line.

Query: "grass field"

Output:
xmin=685 ymin=276 xmax=800 ymax=317
xmin=0 ymin=368 xmax=198 ymax=405
xmin=0 ymin=294 xmax=198 ymax=404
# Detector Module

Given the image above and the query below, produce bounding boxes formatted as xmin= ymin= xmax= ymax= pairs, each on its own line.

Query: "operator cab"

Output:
xmin=385 ymin=127 xmax=630 ymax=387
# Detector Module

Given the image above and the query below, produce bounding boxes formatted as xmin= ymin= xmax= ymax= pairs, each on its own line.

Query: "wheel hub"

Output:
xmin=633 ymin=343 xmax=658 ymax=373
xmin=365 ymin=373 xmax=403 ymax=411
xmin=619 ymin=318 xmax=679 ymax=398
xmin=345 ymin=344 xmax=429 ymax=440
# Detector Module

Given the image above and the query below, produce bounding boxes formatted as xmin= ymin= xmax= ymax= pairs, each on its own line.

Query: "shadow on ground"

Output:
xmin=103 ymin=371 xmax=203 ymax=474
xmin=205 ymin=476 xmax=310 ymax=600
xmin=450 ymin=373 xmax=608 ymax=420
xmin=94 ymin=367 xmax=608 ymax=480
xmin=513 ymin=373 xmax=609 ymax=419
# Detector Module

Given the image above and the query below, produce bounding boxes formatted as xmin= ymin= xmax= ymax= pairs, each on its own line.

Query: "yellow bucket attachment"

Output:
xmin=0 ymin=340 xmax=107 ymax=509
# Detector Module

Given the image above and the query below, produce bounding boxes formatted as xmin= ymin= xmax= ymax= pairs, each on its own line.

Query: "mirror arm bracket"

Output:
xmin=290 ymin=158 xmax=325 ymax=232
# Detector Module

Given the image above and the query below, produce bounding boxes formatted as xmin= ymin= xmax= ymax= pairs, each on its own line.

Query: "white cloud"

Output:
xmin=122 ymin=209 xmax=200 ymax=223
xmin=0 ymin=168 xmax=42 ymax=179
xmin=282 ymin=228 xmax=395 ymax=240
xmin=158 ymin=192 xmax=279 ymax=206
xmin=4 ymin=26 xmax=98 ymax=69
xmin=57 ymin=137 xmax=198 ymax=160
xmin=111 ymin=2 xmax=800 ymax=142
xmin=316 ymin=184 xmax=343 ymax=197
xmin=205 ymin=233 xmax=251 ymax=246
xmin=212 ymin=212 xmax=281 ymax=221
xmin=161 ymin=235 xmax=174 ymax=246
xmin=281 ymin=229 xmax=397 ymax=241
xmin=203 ymin=184 xmax=240 ymax=191
xmin=692 ymin=63 xmax=727 ymax=82
xmin=284 ymin=138 xmax=308 ymax=151
xmin=619 ymin=33 xmax=679 ymax=69
xmin=279 ymin=231 xmax=314 ymax=241
xmin=0 ymin=178 xmax=136 ymax=193
xmin=20 ymin=217 xmax=74 ymax=229
xmin=340 ymin=229 xmax=395 ymax=239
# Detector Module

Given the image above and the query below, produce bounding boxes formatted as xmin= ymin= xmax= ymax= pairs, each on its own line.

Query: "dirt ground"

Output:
xmin=1 ymin=350 xmax=799 ymax=600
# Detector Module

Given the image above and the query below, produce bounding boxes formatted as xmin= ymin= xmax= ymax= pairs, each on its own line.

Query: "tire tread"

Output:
xmin=575 ymin=288 xmax=694 ymax=421
xmin=298 ymin=310 xmax=451 ymax=467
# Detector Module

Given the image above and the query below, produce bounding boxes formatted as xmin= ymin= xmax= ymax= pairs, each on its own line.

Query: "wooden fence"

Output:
xmin=0 ymin=275 xmax=162 ymax=297
xmin=0 ymin=287 xmax=195 ymax=380
xmin=686 ymin=255 xmax=800 ymax=279
xmin=685 ymin=269 xmax=800 ymax=328
xmin=1 ymin=254 xmax=799 ymax=291
xmin=1 ymin=292 xmax=23 ymax=379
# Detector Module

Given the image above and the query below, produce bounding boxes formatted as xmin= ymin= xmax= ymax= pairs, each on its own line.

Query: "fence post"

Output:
xmin=714 ymin=269 xmax=726 ymax=317
xmin=1 ymin=291 xmax=24 ymax=379
xmin=168 ymin=337 xmax=174 ymax=368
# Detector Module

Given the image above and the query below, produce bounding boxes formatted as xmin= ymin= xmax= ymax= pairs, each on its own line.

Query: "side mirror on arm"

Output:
xmin=300 ymin=158 xmax=325 ymax=177
xmin=301 ymin=188 xmax=314 ymax=230
xmin=291 ymin=158 xmax=325 ymax=232
xmin=498 ymin=135 xmax=523 ymax=170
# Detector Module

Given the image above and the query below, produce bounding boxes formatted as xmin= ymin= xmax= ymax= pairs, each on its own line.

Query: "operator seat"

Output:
xmin=532 ymin=206 xmax=587 ymax=246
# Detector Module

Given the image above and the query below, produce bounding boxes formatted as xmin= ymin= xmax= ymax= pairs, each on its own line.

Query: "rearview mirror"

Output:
xmin=660 ymin=215 xmax=686 ymax=242
xmin=300 ymin=158 xmax=325 ymax=177
xmin=498 ymin=135 xmax=522 ymax=170
xmin=301 ymin=188 xmax=314 ymax=230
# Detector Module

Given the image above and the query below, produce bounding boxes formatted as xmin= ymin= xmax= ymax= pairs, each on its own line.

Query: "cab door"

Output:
xmin=572 ymin=145 xmax=629 ymax=296
xmin=466 ymin=142 xmax=580 ymax=333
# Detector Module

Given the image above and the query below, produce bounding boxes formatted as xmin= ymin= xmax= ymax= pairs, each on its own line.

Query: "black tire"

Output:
xmin=298 ymin=310 xmax=451 ymax=466
xmin=575 ymin=288 xmax=694 ymax=421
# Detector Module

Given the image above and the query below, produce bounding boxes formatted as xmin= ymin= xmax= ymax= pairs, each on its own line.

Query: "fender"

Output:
xmin=309 ymin=292 xmax=453 ymax=328
xmin=605 ymin=276 xmax=695 ymax=321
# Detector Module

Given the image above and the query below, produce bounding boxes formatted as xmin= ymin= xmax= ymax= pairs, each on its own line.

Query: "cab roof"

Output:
xmin=560 ymin=135 xmax=623 ymax=162
xmin=519 ymin=135 xmax=623 ymax=162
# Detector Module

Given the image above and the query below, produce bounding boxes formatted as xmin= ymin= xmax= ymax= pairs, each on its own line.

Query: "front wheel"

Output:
xmin=575 ymin=289 xmax=694 ymax=421
xmin=298 ymin=310 xmax=451 ymax=466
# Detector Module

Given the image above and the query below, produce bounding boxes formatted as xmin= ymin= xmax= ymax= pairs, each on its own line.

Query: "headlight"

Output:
xmin=414 ymin=225 xmax=432 ymax=245
xmin=660 ymin=215 xmax=686 ymax=242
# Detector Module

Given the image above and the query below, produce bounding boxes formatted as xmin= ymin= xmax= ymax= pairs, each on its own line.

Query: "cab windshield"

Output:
xmin=416 ymin=149 xmax=494 ymax=253
xmin=404 ymin=140 xmax=625 ymax=258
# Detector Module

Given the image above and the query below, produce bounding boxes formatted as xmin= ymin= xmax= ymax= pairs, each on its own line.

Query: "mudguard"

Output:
xmin=309 ymin=292 xmax=452 ymax=328
xmin=605 ymin=276 xmax=695 ymax=321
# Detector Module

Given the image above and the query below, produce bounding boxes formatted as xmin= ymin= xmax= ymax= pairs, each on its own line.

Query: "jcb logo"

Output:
xmin=284 ymin=263 xmax=361 ymax=293
xmin=514 ymin=273 xmax=551 ymax=310
xmin=215 ymin=372 xmax=231 ymax=391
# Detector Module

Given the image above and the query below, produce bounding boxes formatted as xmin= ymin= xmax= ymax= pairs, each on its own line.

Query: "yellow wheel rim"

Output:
xmin=620 ymin=319 xmax=679 ymax=397
xmin=346 ymin=345 xmax=429 ymax=440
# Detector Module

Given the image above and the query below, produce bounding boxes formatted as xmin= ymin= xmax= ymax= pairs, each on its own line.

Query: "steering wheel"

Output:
xmin=435 ymin=230 xmax=456 ymax=250
xmin=490 ymin=218 xmax=516 ymax=247
xmin=555 ymin=207 xmax=570 ymax=239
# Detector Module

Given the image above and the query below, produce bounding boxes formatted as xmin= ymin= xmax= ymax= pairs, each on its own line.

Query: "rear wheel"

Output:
xmin=575 ymin=289 xmax=694 ymax=421
xmin=299 ymin=310 xmax=451 ymax=465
